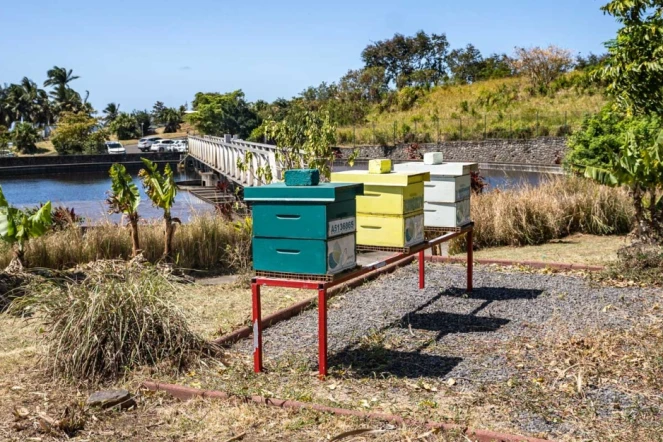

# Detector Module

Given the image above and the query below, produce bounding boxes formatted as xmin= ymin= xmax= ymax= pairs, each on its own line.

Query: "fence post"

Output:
xmin=536 ymin=111 xmax=540 ymax=138
xmin=393 ymin=121 xmax=397 ymax=147
xmin=459 ymin=118 xmax=463 ymax=141
xmin=484 ymin=113 xmax=487 ymax=139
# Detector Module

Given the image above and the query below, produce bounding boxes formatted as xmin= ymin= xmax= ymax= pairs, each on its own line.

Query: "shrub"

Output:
xmin=12 ymin=267 xmax=216 ymax=381
xmin=450 ymin=176 xmax=633 ymax=253
xmin=11 ymin=122 xmax=40 ymax=154
xmin=51 ymin=112 xmax=108 ymax=155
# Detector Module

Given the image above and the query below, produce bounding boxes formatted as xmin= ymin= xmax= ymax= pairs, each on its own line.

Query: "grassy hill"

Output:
xmin=337 ymin=74 xmax=607 ymax=146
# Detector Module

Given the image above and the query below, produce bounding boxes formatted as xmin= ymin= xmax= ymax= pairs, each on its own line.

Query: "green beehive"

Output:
xmin=245 ymin=182 xmax=363 ymax=275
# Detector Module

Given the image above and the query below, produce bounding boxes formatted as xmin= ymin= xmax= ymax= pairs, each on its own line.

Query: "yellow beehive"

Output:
xmin=331 ymin=170 xmax=429 ymax=216
xmin=331 ymin=170 xmax=430 ymax=187
xmin=356 ymin=211 xmax=425 ymax=247
xmin=368 ymin=159 xmax=392 ymax=174
xmin=358 ymin=182 xmax=424 ymax=215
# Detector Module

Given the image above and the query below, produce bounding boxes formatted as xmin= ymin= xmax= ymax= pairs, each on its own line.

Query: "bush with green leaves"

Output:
xmin=109 ymin=112 xmax=140 ymax=140
xmin=51 ymin=112 xmax=108 ymax=154
xmin=11 ymin=122 xmax=40 ymax=154
xmin=0 ymin=185 xmax=52 ymax=268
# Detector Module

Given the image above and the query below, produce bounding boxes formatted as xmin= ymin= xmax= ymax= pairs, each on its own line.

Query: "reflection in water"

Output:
xmin=0 ymin=170 xmax=212 ymax=223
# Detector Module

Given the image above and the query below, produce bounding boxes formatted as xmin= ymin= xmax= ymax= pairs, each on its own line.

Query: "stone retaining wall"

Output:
xmin=337 ymin=137 xmax=568 ymax=165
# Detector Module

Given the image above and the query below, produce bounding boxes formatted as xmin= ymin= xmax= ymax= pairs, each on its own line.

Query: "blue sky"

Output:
xmin=1 ymin=0 xmax=619 ymax=112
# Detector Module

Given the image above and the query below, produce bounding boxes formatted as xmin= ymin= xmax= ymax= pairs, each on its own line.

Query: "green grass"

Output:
xmin=338 ymin=75 xmax=607 ymax=146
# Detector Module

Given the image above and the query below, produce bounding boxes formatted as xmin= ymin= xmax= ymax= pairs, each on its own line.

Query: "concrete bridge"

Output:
xmin=187 ymin=135 xmax=282 ymax=187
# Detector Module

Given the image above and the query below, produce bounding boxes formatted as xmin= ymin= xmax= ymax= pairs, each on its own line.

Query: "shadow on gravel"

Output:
xmin=404 ymin=311 xmax=510 ymax=337
xmin=329 ymin=348 xmax=462 ymax=378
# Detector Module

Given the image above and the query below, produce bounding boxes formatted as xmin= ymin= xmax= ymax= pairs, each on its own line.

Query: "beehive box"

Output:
xmin=356 ymin=212 xmax=424 ymax=248
xmin=245 ymin=182 xmax=363 ymax=275
xmin=424 ymin=200 xmax=471 ymax=228
xmin=330 ymin=170 xmax=430 ymax=215
xmin=394 ymin=162 xmax=477 ymax=228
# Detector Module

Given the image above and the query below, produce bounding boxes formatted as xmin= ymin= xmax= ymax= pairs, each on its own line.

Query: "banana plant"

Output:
xmin=138 ymin=158 xmax=180 ymax=260
xmin=106 ymin=164 xmax=141 ymax=257
xmin=581 ymin=128 xmax=663 ymax=243
xmin=0 ymin=185 xmax=52 ymax=269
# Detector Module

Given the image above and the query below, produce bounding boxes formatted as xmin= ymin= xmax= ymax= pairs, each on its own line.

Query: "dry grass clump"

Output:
xmin=0 ymin=214 xmax=252 ymax=272
xmin=10 ymin=266 xmax=216 ymax=382
xmin=450 ymin=176 xmax=633 ymax=253
xmin=601 ymin=243 xmax=663 ymax=285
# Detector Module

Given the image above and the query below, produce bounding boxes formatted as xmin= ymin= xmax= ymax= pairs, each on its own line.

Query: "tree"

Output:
xmin=43 ymin=66 xmax=80 ymax=109
xmin=511 ymin=46 xmax=574 ymax=93
xmin=0 ymin=186 xmax=52 ymax=269
xmin=51 ymin=112 xmax=107 ymax=154
xmin=447 ymin=44 xmax=484 ymax=84
xmin=109 ymin=112 xmax=139 ymax=140
xmin=599 ymin=0 xmax=663 ymax=115
xmin=0 ymin=125 xmax=9 ymax=153
xmin=103 ymin=102 xmax=120 ymax=125
xmin=133 ymin=110 xmax=152 ymax=136
xmin=161 ymin=107 xmax=182 ymax=133
xmin=11 ymin=122 xmax=39 ymax=154
xmin=570 ymin=113 xmax=663 ymax=243
xmin=266 ymin=108 xmax=337 ymax=181
xmin=138 ymin=159 xmax=180 ymax=259
xmin=107 ymin=164 xmax=141 ymax=257
xmin=188 ymin=90 xmax=260 ymax=138
xmin=152 ymin=101 xmax=166 ymax=124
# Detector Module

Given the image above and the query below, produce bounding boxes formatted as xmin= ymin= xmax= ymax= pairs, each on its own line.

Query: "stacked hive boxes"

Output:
xmin=331 ymin=160 xmax=430 ymax=248
xmin=245 ymin=169 xmax=364 ymax=276
xmin=394 ymin=155 xmax=478 ymax=228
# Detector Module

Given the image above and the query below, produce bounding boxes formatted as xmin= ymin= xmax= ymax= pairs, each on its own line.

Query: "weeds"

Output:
xmin=0 ymin=214 xmax=252 ymax=273
xmin=450 ymin=176 xmax=633 ymax=253
xmin=601 ymin=243 xmax=663 ymax=285
xmin=10 ymin=266 xmax=217 ymax=382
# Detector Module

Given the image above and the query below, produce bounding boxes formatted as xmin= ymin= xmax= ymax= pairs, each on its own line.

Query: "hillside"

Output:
xmin=337 ymin=74 xmax=607 ymax=146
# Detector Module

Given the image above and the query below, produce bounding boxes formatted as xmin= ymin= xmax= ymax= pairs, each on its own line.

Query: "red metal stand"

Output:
xmin=251 ymin=225 xmax=473 ymax=377
xmin=318 ymin=289 xmax=328 ymax=377
xmin=251 ymin=283 xmax=263 ymax=372
xmin=418 ymin=250 xmax=425 ymax=289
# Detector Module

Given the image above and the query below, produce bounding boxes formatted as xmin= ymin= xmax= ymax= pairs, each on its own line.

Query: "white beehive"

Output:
xmin=393 ymin=160 xmax=478 ymax=228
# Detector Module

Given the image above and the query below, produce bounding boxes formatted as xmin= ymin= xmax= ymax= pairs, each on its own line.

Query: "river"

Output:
xmin=0 ymin=170 xmax=212 ymax=223
xmin=0 ymin=167 xmax=551 ymax=223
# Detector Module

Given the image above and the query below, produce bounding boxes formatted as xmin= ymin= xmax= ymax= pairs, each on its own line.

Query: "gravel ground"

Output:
xmin=236 ymin=263 xmax=658 ymax=377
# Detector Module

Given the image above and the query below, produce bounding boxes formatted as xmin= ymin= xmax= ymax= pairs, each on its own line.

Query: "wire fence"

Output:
xmin=336 ymin=110 xmax=596 ymax=147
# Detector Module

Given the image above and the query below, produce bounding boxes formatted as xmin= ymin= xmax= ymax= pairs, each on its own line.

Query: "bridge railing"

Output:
xmin=187 ymin=135 xmax=281 ymax=186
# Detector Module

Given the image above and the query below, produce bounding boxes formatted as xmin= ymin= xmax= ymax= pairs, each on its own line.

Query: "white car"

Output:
xmin=106 ymin=141 xmax=126 ymax=154
xmin=138 ymin=136 xmax=162 ymax=152
xmin=150 ymin=139 xmax=175 ymax=152
xmin=169 ymin=140 xmax=188 ymax=153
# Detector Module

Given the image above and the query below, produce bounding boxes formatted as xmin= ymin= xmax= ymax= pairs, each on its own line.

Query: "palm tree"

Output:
xmin=103 ymin=103 xmax=120 ymax=125
xmin=43 ymin=66 xmax=80 ymax=109
xmin=162 ymin=107 xmax=182 ymax=133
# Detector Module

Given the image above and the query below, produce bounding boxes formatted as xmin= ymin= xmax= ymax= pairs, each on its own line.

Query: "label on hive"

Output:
xmin=404 ymin=213 xmax=425 ymax=247
xmin=403 ymin=196 xmax=424 ymax=213
xmin=328 ymin=217 xmax=356 ymax=238
xmin=327 ymin=234 xmax=356 ymax=274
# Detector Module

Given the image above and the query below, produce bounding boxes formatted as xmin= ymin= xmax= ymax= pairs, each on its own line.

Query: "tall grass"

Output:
xmin=0 ymin=214 xmax=252 ymax=272
xmin=450 ymin=176 xmax=634 ymax=253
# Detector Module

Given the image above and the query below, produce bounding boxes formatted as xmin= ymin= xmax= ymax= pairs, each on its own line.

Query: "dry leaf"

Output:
xmin=446 ymin=378 xmax=456 ymax=386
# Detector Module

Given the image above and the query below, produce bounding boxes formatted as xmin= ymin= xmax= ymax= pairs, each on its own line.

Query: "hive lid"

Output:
xmin=244 ymin=182 xmax=364 ymax=202
xmin=393 ymin=162 xmax=479 ymax=176
xmin=330 ymin=170 xmax=430 ymax=186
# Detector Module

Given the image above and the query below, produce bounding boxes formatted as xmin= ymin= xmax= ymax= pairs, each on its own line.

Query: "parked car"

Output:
xmin=137 ymin=136 xmax=162 ymax=152
xmin=150 ymin=139 xmax=175 ymax=152
xmin=106 ymin=141 xmax=126 ymax=155
xmin=169 ymin=140 xmax=188 ymax=153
